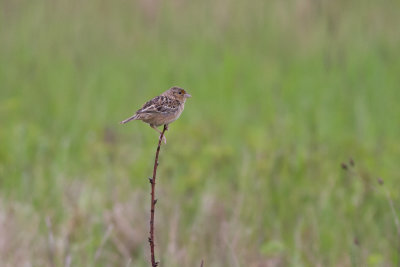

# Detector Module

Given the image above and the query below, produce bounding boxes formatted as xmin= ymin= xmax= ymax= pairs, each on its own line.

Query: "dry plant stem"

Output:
xmin=148 ymin=124 xmax=168 ymax=267
xmin=45 ymin=217 xmax=55 ymax=267
xmin=94 ymin=225 xmax=113 ymax=263
xmin=383 ymin=187 xmax=400 ymax=262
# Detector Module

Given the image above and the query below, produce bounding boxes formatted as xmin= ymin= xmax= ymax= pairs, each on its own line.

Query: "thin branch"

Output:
xmin=148 ymin=124 xmax=168 ymax=267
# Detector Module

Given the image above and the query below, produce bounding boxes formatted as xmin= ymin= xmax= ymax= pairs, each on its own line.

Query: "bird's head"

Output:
xmin=165 ymin=86 xmax=192 ymax=102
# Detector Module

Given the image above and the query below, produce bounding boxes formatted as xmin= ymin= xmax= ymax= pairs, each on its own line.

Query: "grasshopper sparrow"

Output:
xmin=120 ymin=87 xmax=191 ymax=143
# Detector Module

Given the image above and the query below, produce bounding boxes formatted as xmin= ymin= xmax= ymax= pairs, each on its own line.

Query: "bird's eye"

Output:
xmin=178 ymin=91 xmax=182 ymax=94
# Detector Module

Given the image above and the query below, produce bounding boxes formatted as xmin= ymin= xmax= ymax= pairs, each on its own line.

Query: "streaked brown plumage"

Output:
xmin=120 ymin=86 xmax=191 ymax=143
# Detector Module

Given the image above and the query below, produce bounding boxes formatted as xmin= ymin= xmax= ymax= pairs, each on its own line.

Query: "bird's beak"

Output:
xmin=184 ymin=93 xmax=192 ymax=98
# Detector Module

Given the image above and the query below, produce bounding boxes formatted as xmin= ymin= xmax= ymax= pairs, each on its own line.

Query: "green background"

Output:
xmin=1 ymin=0 xmax=399 ymax=266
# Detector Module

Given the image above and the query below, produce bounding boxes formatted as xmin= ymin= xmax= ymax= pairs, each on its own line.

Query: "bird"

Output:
xmin=120 ymin=86 xmax=191 ymax=143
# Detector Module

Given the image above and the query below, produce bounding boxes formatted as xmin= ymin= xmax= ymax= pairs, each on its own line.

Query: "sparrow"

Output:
xmin=120 ymin=86 xmax=191 ymax=143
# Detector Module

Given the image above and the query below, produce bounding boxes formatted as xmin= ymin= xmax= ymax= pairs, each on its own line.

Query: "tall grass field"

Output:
xmin=1 ymin=0 xmax=400 ymax=266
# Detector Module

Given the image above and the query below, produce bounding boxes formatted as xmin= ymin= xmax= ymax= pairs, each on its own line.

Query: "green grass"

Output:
xmin=1 ymin=0 xmax=400 ymax=266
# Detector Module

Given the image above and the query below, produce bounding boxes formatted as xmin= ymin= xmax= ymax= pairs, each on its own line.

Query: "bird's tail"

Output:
xmin=120 ymin=114 xmax=138 ymax=124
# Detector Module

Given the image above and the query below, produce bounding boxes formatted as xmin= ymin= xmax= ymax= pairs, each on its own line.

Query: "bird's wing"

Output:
xmin=136 ymin=96 xmax=180 ymax=115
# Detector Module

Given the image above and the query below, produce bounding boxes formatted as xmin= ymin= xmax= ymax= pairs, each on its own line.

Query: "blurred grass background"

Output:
xmin=1 ymin=0 xmax=400 ymax=266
